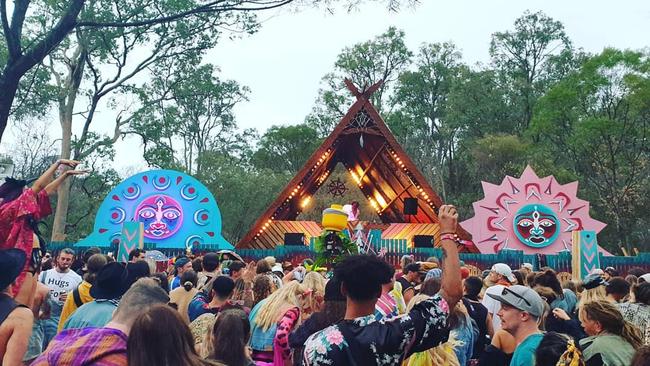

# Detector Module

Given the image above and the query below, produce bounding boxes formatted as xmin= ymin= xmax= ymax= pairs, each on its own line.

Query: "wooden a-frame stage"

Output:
xmin=237 ymin=80 xmax=476 ymax=252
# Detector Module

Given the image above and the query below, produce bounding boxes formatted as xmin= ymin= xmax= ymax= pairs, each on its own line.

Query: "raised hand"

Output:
xmin=242 ymin=261 xmax=256 ymax=283
xmin=438 ymin=204 xmax=458 ymax=234
xmin=57 ymin=159 xmax=80 ymax=168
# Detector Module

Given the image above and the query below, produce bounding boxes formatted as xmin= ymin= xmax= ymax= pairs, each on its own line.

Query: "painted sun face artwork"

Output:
xmin=513 ymin=204 xmax=559 ymax=248
xmin=78 ymin=170 xmax=232 ymax=250
xmin=135 ymin=195 xmax=183 ymax=239
xmin=461 ymin=166 xmax=606 ymax=254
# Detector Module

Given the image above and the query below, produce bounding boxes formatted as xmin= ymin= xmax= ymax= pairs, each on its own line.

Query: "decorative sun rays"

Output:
xmin=461 ymin=166 xmax=606 ymax=254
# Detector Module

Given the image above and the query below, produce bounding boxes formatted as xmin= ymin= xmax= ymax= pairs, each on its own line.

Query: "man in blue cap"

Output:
xmin=170 ymin=256 xmax=192 ymax=291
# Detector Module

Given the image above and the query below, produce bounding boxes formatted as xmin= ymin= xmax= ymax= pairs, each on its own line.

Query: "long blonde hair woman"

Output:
xmin=249 ymin=281 xmax=312 ymax=365
xmin=402 ymin=294 xmax=461 ymax=366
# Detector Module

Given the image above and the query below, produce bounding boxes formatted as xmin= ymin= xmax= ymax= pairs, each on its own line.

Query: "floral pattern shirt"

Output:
xmin=302 ymin=294 xmax=450 ymax=366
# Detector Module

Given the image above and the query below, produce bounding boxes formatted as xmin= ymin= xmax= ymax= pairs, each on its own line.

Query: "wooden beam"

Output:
xmin=341 ymin=127 xmax=382 ymax=136
xmin=358 ymin=143 xmax=387 ymax=182
xmin=379 ymin=183 xmax=413 ymax=213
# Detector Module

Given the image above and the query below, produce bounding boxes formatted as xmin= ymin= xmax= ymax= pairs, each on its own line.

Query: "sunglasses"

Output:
xmin=502 ymin=287 xmax=531 ymax=307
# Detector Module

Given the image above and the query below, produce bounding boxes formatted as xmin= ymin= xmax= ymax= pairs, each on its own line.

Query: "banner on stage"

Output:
xmin=572 ymin=230 xmax=600 ymax=280
xmin=117 ymin=222 xmax=144 ymax=263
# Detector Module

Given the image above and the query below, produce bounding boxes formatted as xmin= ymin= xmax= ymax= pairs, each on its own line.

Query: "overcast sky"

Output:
xmin=9 ymin=0 xmax=650 ymax=175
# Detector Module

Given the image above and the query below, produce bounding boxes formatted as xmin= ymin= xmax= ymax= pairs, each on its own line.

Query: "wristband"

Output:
xmin=440 ymin=233 xmax=471 ymax=246
xmin=440 ymin=233 xmax=459 ymax=241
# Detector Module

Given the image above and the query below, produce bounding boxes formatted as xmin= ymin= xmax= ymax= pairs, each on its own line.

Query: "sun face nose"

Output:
xmin=529 ymin=226 xmax=544 ymax=236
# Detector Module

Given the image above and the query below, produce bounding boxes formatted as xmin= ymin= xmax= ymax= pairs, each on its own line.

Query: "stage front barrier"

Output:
xmin=49 ymin=241 xmax=650 ymax=274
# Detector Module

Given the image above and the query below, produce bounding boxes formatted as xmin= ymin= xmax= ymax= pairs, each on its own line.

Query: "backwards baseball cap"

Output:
xmin=487 ymin=285 xmax=545 ymax=318
xmin=582 ymin=273 xmax=608 ymax=290
xmin=174 ymin=257 xmax=190 ymax=268
xmin=491 ymin=263 xmax=516 ymax=283
xmin=521 ymin=263 xmax=533 ymax=271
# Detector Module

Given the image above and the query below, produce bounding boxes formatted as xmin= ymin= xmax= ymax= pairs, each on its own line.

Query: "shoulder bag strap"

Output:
xmin=72 ymin=287 xmax=83 ymax=308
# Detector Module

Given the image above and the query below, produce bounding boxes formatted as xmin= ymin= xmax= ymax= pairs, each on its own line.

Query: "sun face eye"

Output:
xmin=539 ymin=219 xmax=554 ymax=227
xmin=139 ymin=208 xmax=155 ymax=219
xmin=517 ymin=219 xmax=533 ymax=227
xmin=163 ymin=209 xmax=180 ymax=220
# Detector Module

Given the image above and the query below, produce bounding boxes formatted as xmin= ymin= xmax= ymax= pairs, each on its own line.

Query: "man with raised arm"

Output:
xmin=303 ymin=204 xmax=463 ymax=366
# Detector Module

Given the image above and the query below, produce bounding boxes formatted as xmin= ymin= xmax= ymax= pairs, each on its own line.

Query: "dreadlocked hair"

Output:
xmin=580 ymin=300 xmax=643 ymax=349
xmin=254 ymin=281 xmax=310 ymax=331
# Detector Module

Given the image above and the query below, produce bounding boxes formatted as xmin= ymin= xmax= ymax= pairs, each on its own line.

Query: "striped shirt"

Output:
xmin=374 ymin=292 xmax=398 ymax=320
xmin=30 ymin=327 xmax=127 ymax=366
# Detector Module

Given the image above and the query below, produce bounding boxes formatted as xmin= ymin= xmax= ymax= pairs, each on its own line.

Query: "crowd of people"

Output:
xmin=0 ymin=162 xmax=649 ymax=366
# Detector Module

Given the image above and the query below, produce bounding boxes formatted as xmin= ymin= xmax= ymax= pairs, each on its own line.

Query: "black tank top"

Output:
xmin=0 ymin=293 xmax=26 ymax=324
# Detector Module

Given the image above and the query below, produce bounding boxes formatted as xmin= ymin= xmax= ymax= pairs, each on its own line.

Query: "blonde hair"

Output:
xmin=255 ymin=281 xmax=309 ymax=331
xmin=579 ymin=300 xmax=642 ymax=349
xmin=580 ymin=286 xmax=607 ymax=305
xmin=303 ymin=272 xmax=325 ymax=295
xmin=143 ymin=258 xmax=157 ymax=275
xmin=405 ymin=294 xmax=461 ymax=366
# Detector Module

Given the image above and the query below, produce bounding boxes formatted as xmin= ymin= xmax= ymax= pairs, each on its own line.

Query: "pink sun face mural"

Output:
xmin=461 ymin=166 xmax=606 ymax=254
xmin=134 ymin=195 xmax=183 ymax=239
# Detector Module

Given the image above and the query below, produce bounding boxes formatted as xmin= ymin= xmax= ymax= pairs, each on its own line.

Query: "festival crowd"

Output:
xmin=0 ymin=160 xmax=649 ymax=366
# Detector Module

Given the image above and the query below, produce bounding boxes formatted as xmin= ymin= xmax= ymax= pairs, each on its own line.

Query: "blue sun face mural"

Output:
xmin=77 ymin=170 xmax=232 ymax=250
xmin=513 ymin=204 xmax=560 ymax=249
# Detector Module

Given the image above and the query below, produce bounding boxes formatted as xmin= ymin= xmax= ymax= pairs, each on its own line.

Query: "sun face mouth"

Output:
xmin=529 ymin=236 xmax=546 ymax=244
xmin=147 ymin=229 xmax=169 ymax=237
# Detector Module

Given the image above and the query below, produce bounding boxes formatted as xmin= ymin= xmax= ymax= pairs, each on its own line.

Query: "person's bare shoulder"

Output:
xmin=10 ymin=307 xmax=34 ymax=323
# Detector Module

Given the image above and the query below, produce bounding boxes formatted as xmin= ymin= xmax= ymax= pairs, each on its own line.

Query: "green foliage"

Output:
xmin=313 ymin=230 xmax=358 ymax=268
xmin=306 ymin=26 xmax=412 ymax=136
xmin=532 ymin=48 xmax=650 ymax=252
xmin=252 ymin=124 xmax=322 ymax=173
xmin=489 ymin=10 xmax=575 ymax=130
xmin=197 ymin=151 xmax=291 ymax=243
xmin=131 ymin=60 xmax=249 ymax=174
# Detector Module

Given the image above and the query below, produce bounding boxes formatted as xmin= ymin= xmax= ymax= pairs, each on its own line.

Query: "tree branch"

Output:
xmin=13 ymin=0 xmax=85 ymax=76
xmin=76 ymin=0 xmax=293 ymax=28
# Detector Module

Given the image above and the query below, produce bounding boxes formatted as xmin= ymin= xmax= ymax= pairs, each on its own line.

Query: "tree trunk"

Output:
xmin=51 ymin=107 xmax=73 ymax=242
xmin=0 ymin=77 xmax=20 ymax=143
xmin=50 ymin=47 xmax=85 ymax=242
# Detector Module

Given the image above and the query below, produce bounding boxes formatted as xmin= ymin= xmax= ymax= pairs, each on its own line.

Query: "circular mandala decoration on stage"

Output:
xmin=327 ymin=178 xmax=348 ymax=197
xmin=461 ymin=166 xmax=606 ymax=255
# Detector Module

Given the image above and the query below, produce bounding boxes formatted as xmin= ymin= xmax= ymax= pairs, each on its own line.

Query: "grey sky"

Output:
xmin=9 ymin=1 xmax=650 ymax=174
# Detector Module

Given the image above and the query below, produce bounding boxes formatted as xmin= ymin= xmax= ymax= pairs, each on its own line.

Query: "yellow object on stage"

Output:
xmin=321 ymin=204 xmax=348 ymax=232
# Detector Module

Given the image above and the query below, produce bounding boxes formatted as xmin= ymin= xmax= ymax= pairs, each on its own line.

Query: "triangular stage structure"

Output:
xmin=237 ymin=79 xmax=476 ymax=252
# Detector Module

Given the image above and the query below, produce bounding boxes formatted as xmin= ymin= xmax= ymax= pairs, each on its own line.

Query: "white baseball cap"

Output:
xmin=491 ymin=263 xmax=516 ymax=283
xmin=639 ymin=273 xmax=650 ymax=283
xmin=590 ymin=268 xmax=605 ymax=276
xmin=521 ymin=263 xmax=533 ymax=271
xmin=271 ymin=264 xmax=283 ymax=273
